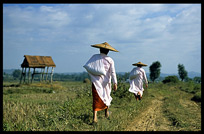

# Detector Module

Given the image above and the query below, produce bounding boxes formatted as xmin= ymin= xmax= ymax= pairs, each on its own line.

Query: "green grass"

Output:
xmin=3 ymin=81 xmax=201 ymax=131
xmin=153 ymin=83 xmax=201 ymax=131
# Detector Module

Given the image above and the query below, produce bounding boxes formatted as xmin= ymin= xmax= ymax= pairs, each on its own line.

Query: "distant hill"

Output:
xmin=146 ymin=71 xmax=201 ymax=79
xmin=187 ymin=71 xmax=201 ymax=78
xmin=117 ymin=72 xmax=200 ymax=79
xmin=3 ymin=69 xmax=17 ymax=74
xmin=4 ymin=69 xmax=201 ymax=78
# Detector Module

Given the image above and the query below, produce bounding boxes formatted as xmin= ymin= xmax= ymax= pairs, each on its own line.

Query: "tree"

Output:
xmin=178 ymin=64 xmax=188 ymax=81
xmin=184 ymin=77 xmax=192 ymax=82
xmin=193 ymin=77 xmax=201 ymax=83
xmin=162 ymin=75 xmax=179 ymax=84
xmin=124 ymin=72 xmax=130 ymax=81
xmin=149 ymin=61 xmax=161 ymax=83
xmin=12 ymin=69 xmax=22 ymax=80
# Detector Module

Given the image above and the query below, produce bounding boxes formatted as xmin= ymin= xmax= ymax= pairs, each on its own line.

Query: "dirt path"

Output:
xmin=125 ymin=97 xmax=177 ymax=131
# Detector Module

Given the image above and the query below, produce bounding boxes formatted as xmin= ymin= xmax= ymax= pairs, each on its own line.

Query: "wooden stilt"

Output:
xmin=31 ymin=68 xmax=35 ymax=83
xmin=46 ymin=67 xmax=49 ymax=81
xmin=40 ymin=68 xmax=42 ymax=82
xmin=42 ymin=67 xmax=45 ymax=81
xmin=51 ymin=67 xmax=54 ymax=83
xmin=20 ymin=68 xmax=24 ymax=84
xmin=24 ymin=68 xmax=27 ymax=83
xmin=28 ymin=67 xmax=30 ymax=84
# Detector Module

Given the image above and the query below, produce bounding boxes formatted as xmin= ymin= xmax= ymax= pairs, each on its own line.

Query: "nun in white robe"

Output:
xmin=88 ymin=53 xmax=117 ymax=107
xmin=83 ymin=42 xmax=118 ymax=123
xmin=129 ymin=62 xmax=148 ymax=99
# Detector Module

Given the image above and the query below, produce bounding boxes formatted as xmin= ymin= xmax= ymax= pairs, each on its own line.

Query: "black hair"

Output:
xmin=137 ymin=65 xmax=142 ymax=67
xmin=100 ymin=48 xmax=109 ymax=55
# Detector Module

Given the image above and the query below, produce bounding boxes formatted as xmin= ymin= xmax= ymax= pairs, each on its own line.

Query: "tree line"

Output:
xmin=149 ymin=61 xmax=200 ymax=83
xmin=3 ymin=61 xmax=201 ymax=84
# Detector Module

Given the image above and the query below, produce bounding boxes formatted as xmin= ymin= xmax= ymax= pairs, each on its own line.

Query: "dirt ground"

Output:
xmin=125 ymin=97 xmax=179 ymax=131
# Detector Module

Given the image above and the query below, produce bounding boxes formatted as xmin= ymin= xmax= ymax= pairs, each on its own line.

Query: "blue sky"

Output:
xmin=3 ymin=4 xmax=201 ymax=74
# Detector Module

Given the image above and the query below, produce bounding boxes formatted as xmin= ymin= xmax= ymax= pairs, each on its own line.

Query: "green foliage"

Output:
xmin=162 ymin=75 xmax=179 ymax=84
xmin=191 ymin=91 xmax=201 ymax=102
xmin=184 ymin=77 xmax=192 ymax=82
xmin=53 ymin=72 xmax=90 ymax=81
xmin=123 ymin=72 xmax=130 ymax=81
xmin=193 ymin=77 xmax=201 ymax=83
xmin=83 ymin=78 xmax=91 ymax=84
xmin=178 ymin=64 xmax=188 ymax=81
xmin=178 ymin=81 xmax=201 ymax=94
xmin=112 ymin=82 xmax=131 ymax=100
xmin=149 ymin=61 xmax=161 ymax=82
xmin=12 ymin=69 xmax=22 ymax=80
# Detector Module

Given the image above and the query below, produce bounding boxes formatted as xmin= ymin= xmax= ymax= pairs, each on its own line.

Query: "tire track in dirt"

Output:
xmin=125 ymin=97 xmax=177 ymax=131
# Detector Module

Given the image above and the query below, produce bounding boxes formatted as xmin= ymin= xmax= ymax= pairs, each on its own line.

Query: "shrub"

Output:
xmin=191 ymin=91 xmax=201 ymax=102
xmin=162 ymin=76 xmax=179 ymax=84
xmin=83 ymin=78 xmax=91 ymax=84
xmin=113 ymin=82 xmax=131 ymax=100
xmin=193 ymin=77 xmax=201 ymax=83
xmin=12 ymin=69 xmax=22 ymax=80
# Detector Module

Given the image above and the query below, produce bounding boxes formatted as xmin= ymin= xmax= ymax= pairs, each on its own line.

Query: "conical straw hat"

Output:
xmin=132 ymin=62 xmax=148 ymax=66
xmin=91 ymin=42 xmax=119 ymax=52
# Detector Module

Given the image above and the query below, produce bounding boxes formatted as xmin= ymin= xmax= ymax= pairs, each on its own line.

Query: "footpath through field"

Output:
xmin=124 ymin=87 xmax=201 ymax=131
xmin=125 ymin=97 xmax=176 ymax=131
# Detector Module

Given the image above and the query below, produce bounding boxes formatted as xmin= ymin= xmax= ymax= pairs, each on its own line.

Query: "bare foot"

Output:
xmin=105 ymin=111 xmax=109 ymax=118
xmin=93 ymin=120 xmax=98 ymax=123
xmin=137 ymin=92 xmax=142 ymax=100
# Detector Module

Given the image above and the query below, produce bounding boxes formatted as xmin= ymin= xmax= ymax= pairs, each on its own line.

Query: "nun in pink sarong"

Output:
xmin=83 ymin=42 xmax=118 ymax=123
xmin=129 ymin=62 xmax=148 ymax=101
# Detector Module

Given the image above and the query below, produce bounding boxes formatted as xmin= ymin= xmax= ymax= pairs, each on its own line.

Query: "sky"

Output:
xmin=3 ymin=4 xmax=201 ymax=74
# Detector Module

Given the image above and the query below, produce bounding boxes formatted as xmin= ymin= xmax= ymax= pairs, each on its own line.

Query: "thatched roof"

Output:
xmin=21 ymin=55 xmax=56 ymax=68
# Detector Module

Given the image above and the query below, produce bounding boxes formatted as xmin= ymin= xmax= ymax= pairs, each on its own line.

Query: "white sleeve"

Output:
xmin=110 ymin=60 xmax=117 ymax=84
xmin=142 ymin=70 xmax=148 ymax=84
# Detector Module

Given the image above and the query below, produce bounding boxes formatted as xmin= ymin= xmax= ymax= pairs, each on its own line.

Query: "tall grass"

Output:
xmin=3 ymin=81 xmax=201 ymax=131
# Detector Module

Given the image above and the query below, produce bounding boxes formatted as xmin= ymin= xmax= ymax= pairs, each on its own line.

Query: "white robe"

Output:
xmin=129 ymin=67 xmax=148 ymax=96
xmin=87 ymin=53 xmax=117 ymax=107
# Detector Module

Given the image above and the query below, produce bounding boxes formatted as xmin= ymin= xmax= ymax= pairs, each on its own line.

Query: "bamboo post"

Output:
xmin=28 ymin=67 xmax=30 ymax=84
xmin=46 ymin=67 xmax=49 ymax=81
xmin=42 ymin=67 xmax=45 ymax=81
xmin=31 ymin=68 xmax=35 ymax=83
xmin=40 ymin=68 xmax=43 ymax=82
xmin=51 ymin=67 xmax=54 ymax=83
xmin=20 ymin=67 xmax=24 ymax=84
xmin=24 ymin=67 xmax=27 ymax=83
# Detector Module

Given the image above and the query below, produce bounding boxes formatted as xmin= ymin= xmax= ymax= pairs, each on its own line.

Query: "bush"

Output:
xmin=191 ymin=91 xmax=201 ymax=102
xmin=12 ymin=69 xmax=22 ymax=80
xmin=83 ymin=78 xmax=91 ymax=84
xmin=112 ymin=82 xmax=131 ymax=100
xmin=162 ymin=76 xmax=179 ymax=84
xmin=193 ymin=84 xmax=201 ymax=92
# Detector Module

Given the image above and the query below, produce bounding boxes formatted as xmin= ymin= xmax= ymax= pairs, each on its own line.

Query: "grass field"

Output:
xmin=3 ymin=80 xmax=201 ymax=131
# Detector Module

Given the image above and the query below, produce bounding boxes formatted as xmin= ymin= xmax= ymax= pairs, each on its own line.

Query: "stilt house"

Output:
xmin=20 ymin=55 xmax=56 ymax=84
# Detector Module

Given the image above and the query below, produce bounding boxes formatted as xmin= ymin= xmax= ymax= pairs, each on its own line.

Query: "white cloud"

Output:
xmin=40 ymin=6 xmax=56 ymax=12
xmin=3 ymin=4 xmax=201 ymax=74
